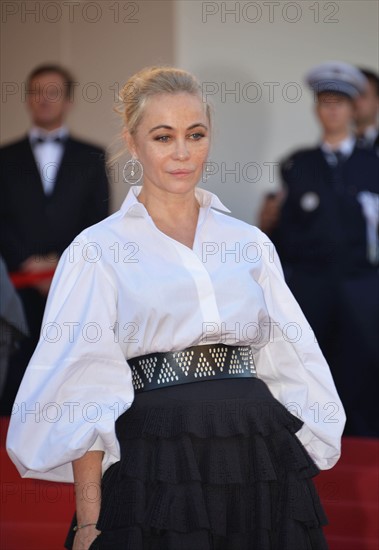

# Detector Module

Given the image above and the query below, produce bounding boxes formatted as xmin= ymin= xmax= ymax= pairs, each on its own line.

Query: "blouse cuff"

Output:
xmin=88 ymin=435 xmax=106 ymax=453
xmin=295 ymin=423 xmax=341 ymax=470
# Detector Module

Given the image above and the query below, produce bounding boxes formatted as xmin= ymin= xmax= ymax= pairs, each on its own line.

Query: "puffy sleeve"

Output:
xmin=6 ymin=235 xmax=134 ymax=483
xmin=253 ymin=229 xmax=346 ymax=470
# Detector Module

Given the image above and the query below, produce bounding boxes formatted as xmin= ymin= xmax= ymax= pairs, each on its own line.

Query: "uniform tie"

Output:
xmin=333 ymin=150 xmax=345 ymax=166
xmin=326 ymin=150 xmax=346 ymax=194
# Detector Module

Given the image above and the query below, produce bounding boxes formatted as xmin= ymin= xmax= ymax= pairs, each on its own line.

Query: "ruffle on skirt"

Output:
xmin=66 ymin=378 xmax=328 ymax=550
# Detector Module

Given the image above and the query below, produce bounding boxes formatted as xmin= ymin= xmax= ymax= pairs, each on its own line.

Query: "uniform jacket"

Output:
xmin=273 ymin=146 xmax=379 ymax=277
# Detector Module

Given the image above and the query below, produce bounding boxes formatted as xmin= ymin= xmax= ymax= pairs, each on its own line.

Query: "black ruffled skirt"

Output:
xmin=66 ymin=378 xmax=328 ymax=549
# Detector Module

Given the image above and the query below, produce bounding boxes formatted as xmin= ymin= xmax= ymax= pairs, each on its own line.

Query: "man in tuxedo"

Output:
xmin=271 ymin=62 xmax=379 ymax=437
xmin=0 ymin=64 xmax=109 ymax=414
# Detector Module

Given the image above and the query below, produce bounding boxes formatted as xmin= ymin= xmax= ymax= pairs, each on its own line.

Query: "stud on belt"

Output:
xmin=128 ymin=343 xmax=257 ymax=393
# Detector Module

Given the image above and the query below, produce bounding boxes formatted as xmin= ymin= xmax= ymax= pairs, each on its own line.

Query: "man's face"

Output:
xmin=354 ymin=80 xmax=379 ymax=127
xmin=26 ymin=72 xmax=71 ymax=130
xmin=316 ymin=92 xmax=354 ymax=134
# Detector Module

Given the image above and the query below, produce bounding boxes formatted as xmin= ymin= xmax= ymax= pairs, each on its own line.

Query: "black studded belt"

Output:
xmin=128 ymin=343 xmax=257 ymax=393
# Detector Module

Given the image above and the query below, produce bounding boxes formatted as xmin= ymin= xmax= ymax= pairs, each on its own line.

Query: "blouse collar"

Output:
xmin=120 ymin=185 xmax=231 ymax=218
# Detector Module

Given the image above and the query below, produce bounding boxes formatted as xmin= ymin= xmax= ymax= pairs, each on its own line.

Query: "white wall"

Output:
xmin=174 ymin=0 xmax=379 ymax=223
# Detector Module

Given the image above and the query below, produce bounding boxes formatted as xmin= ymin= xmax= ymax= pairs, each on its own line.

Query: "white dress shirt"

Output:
xmin=320 ymin=134 xmax=356 ymax=165
xmin=6 ymin=186 xmax=346 ymax=483
xmin=29 ymin=126 xmax=68 ymax=194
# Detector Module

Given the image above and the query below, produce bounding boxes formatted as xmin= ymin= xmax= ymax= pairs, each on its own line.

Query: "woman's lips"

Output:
xmin=169 ymin=169 xmax=194 ymax=177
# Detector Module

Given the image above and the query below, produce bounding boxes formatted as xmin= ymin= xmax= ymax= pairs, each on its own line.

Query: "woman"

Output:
xmin=7 ymin=67 xmax=345 ymax=550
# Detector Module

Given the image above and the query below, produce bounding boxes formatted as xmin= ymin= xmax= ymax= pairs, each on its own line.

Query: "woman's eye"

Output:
xmin=190 ymin=133 xmax=205 ymax=140
xmin=154 ymin=135 xmax=170 ymax=142
xmin=154 ymin=133 xmax=206 ymax=142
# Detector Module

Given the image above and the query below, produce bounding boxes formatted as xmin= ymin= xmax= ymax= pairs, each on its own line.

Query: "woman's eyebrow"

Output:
xmin=148 ymin=122 xmax=208 ymax=134
xmin=149 ymin=125 xmax=173 ymax=134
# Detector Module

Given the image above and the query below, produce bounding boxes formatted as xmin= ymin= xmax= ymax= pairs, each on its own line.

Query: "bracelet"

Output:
xmin=73 ymin=522 xmax=98 ymax=532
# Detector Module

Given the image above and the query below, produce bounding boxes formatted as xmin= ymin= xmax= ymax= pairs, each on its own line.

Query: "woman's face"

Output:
xmin=127 ymin=92 xmax=210 ymax=198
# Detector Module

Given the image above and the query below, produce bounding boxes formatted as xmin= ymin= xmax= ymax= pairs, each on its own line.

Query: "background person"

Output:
xmin=0 ymin=256 xmax=28 ymax=400
xmin=258 ymin=66 xmax=379 ymax=234
xmin=270 ymin=62 xmax=379 ymax=436
xmin=0 ymin=64 xmax=110 ymax=414
xmin=355 ymin=68 xmax=379 ymax=152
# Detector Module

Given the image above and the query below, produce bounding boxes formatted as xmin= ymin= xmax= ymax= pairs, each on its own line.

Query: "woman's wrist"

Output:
xmin=73 ymin=522 xmax=99 ymax=532
xmin=73 ymin=524 xmax=101 ymax=550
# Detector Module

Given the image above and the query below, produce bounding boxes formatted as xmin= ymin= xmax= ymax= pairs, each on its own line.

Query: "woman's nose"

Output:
xmin=173 ymin=139 xmax=190 ymax=160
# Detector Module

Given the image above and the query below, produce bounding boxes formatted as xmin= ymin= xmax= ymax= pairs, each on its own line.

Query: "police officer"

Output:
xmin=271 ymin=62 xmax=379 ymax=437
xmin=355 ymin=68 xmax=379 ymax=153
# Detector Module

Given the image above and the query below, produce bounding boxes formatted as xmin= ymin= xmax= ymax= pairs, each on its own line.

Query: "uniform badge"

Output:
xmin=300 ymin=192 xmax=320 ymax=211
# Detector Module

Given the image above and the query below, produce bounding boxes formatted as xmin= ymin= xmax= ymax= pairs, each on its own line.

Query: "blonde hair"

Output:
xmin=117 ymin=66 xmax=211 ymax=136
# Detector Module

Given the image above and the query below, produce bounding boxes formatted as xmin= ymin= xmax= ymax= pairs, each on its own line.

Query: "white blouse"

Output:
xmin=6 ymin=186 xmax=345 ymax=483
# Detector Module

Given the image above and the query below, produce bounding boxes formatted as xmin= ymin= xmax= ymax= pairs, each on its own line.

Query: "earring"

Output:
xmin=123 ymin=158 xmax=143 ymax=185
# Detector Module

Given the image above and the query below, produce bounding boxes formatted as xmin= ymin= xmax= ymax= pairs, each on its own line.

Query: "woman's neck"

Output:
xmin=138 ymin=187 xmax=200 ymax=249
xmin=138 ymin=187 xmax=199 ymax=222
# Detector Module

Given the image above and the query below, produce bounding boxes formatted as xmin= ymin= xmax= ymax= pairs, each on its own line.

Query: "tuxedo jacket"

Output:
xmin=0 ymin=135 xmax=110 ymax=271
xmin=272 ymin=145 xmax=379 ymax=277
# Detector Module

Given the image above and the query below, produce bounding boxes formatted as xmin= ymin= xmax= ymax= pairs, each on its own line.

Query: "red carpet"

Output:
xmin=314 ymin=436 xmax=379 ymax=550
xmin=0 ymin=417 xmax=75 ymax=550
xmin=1 ymin=417 xmax=378 ymax=549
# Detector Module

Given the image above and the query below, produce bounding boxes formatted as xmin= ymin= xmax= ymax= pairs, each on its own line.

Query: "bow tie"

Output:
xmin=32 ymin=136 xmax=65 ymax=146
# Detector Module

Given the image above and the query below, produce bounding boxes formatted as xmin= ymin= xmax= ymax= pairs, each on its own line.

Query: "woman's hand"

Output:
xmin=73 ymin=525 xmax=101 ymax=550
